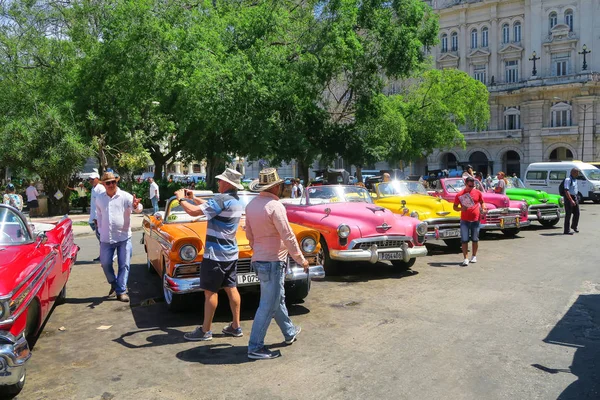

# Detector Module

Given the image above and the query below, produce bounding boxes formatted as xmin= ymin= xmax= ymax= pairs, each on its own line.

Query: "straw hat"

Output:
xmin=215 ymin=168 xmax=244 ymax=190
xmin=249 ymin=168 xmax=284 ymax=192
xmin=100 ymin=172 xmax=120 ymax=183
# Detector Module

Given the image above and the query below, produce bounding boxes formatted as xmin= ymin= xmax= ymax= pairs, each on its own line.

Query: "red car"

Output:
xmin=282 ymin=185 xmax=428 ymax=272
xmin=0 ymin=205 xmax=79 ymax=398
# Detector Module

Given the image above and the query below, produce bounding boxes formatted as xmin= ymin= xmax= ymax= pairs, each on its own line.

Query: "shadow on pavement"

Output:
xmin=323 ymin=262 xmax=418 ymax=283
xmin=176 ymin=343 xmax=252 ymax=365
xmin=540 ymin=233 xmax=571 ymax=237
xmin=425 ymin=243 xmax=463 ymax=255
xmin=428 ymin=262 xmax=467 ymax=268
xmin=535 ymin=294 xmax=600 ymax=399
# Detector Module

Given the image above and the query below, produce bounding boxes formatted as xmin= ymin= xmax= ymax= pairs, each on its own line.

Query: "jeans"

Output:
xmin=151 ymin=197 xmax=159 ymax=213
xmin=460 ymin=220 xmax=480 ymax=243
xmin=100 ymin=239 xmax=132 ymax=295
xmin=248 ymin=261 xmax=295 ymax=353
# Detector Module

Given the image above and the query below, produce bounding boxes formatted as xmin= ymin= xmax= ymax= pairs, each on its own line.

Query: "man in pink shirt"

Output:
xmin=245 ymin=168 xmax=309 ymax=360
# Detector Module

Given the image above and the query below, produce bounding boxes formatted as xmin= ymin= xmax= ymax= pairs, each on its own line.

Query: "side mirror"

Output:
xmin=36 ymin=232 xmax=48 ymax=248
xmin=154 ymin=212 xmax=163 ymax=221
xmin=401 ymin=200 xmax=407 ymax=206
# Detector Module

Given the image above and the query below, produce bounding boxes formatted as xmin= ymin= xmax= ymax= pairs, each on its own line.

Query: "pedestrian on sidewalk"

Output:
xmin=3 ymin=183 xmax=23 ymax=211
xmin=563 ymin=168 xmax=580 ymax=235
xmin=453 ymin=176 xmax=486 ymax=267
xmin=148 ymin=177 xmax=160 ymax=213
xmin=88 ymin=172 xmax=105 ymax=261
xmin=175 ymin=168 xmax=245 ymax=341
xmin=25 ymin=181 xmax=39 ymax=217
xmin=68 ymin=182 xmax=88 ymax=213
xmin=245 ymin=168 xmax=308 ymax=360
xmin=95 ymin=172 xmax=143 ymax=302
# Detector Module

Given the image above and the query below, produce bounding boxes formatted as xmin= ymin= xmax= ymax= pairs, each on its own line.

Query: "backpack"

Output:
xmin=558 ymin=178 xmax=566 ymax=196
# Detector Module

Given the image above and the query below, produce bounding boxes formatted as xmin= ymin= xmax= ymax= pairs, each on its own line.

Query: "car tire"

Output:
xmin=56 ymin=283 xmax=67 ymax=305
xmin=317 ymin=238 xmax=338 ymax=275
xmin=443 ymin=238 xmax=462 ymax=249
xmin=285 ymin=279 xmax=311 ymax=304
xmin=162 ymin=271 xmax=187 ymax=312
xmin=577 ymin=192 xmax=584 ymax=204
xmin=539 ymin=218 xmax=560 ymax=227
xmin=391 ymin=258 xmax=416 ymax=271
xmin=594 ymin=199 xmax=600 ymax=204
xmin=0 ymin=367 xmax=25 ymax=399
xmin=501 ymin=228 xmax=520 ymax=237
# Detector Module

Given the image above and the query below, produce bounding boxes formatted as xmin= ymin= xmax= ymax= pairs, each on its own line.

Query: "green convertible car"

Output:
xmin=491 ymin=178 xmax=564 ymax=227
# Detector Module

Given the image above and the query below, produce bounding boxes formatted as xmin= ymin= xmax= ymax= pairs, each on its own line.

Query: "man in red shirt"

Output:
xmin=453 ymin=177 xmax=487 ymax=266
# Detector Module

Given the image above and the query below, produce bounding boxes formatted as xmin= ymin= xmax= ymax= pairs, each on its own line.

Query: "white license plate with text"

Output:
xmin=378 ymin=252 xmax=403 ymax=261
xmin=441 ymin=229 xmax=460 ymax=238
xmin=503 ymin=217 xmax=516 ymax=226
xmin=237 ymin=273 xmax=260 ymax=285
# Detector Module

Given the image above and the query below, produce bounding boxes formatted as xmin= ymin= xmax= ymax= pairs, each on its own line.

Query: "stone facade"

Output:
xmin=425 ymin=0 xmax=600 ymax=178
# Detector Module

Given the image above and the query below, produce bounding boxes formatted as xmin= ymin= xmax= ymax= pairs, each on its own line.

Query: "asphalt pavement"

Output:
xmin=18 ymin=205 xmax=600 ymax=400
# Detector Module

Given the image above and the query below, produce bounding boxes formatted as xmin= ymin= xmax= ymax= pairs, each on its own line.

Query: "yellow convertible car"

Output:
xmin=372 ymin=181 xmax=462 ymax=248
xmin=142 ymin=190 xmax=325 ymax=311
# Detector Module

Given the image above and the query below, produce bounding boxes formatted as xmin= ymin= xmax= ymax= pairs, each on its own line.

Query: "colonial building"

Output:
xmin=425 ymin=0 xmax=600 ymax=177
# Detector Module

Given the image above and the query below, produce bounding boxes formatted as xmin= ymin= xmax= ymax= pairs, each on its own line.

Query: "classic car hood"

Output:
xmin=481 ymin=193 xmax=510 ymax=209
xmin=0 ymin=243 xmax=40 ymax=295
xmin=505 ymin=188 xmax=561 ymax=205
xmin=375 ymin=194 xmax=460 ymax=220
xmin=161 ymin=221 xmax=250 ymax=247
xmin=286 ymin=202 xmax=414 ymax=237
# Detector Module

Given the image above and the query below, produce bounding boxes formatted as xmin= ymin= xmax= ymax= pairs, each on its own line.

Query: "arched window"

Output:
xmin=471 ymin=29 xmax=478 ymax=49
xmin=504 ymin=107 xmax=521 ymax=130
xmin=513 ymin=22 xmax=521 ymax=42
xmin=451 ymin=32 xmax=458 ymax=51
xmin=441 ymin=34 xmax=448 ymax=53
xmin=565 ymin=9 xmax=574 ymax=31
xmin=549 ymin=12 xmax=558 ymax=30
xmin=481 ymin=27 xmax=489 ymax=47
xmin=551 ymin=102 xmax=572 ymax=127
xmin=502 ymin=24 xmax=510 ymax=44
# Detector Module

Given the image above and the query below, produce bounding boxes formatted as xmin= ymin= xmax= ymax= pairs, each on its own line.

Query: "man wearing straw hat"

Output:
xmin=95 ymin=172 xmax=143 ymax=302
xmin=246 ymin=168 xmax=309 ymax=360
xmin=174 ymin=168 xmax=245 ymax=341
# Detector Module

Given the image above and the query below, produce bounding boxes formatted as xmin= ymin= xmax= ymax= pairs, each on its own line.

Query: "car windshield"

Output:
xmin=0 ymin=207 xmax=31 ymax=245
xmin=444 ymin=179 xmax=466 ymax=193
xmin=378 ymin=181 xmax=428 ymax=197
xmin=165 ymin=192 xmax=259 ymax=223
xmin=303 ymin=185 xmax=373 ymax=204
xmin=582 ymin=169 xmax=600 ymax=181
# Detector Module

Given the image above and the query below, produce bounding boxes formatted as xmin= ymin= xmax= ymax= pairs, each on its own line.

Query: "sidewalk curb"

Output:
xmin=74 ymin=226 xmax=144 ymax=238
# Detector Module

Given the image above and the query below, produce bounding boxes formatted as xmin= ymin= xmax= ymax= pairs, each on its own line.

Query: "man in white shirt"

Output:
xmin=148 ymin=177 xmax=160 ymax=213
xmin=88 ymin=172 xmax=106 ymax=261
xmin=25 ymin=182 xmax=39 ymax=217
xmin=96 ymin=172 xmax=142 ymax=302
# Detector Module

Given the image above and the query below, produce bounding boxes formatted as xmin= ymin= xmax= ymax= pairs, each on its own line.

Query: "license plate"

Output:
xmin=378 ymin=252 xmax=403 ymax=261
xmin=237 ymin=273 xmax=260 ymax=285
xmin=503 ymin=217 xmax=516 ymax=226
xmin=440 ymin=229 xmax=460 ymax=238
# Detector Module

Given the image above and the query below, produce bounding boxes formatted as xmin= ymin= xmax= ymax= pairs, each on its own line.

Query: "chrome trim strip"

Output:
xmin=347 ymin=236 xmax=413 ymax=250
xmin=330 ymin=243 xmax=428 ymax=263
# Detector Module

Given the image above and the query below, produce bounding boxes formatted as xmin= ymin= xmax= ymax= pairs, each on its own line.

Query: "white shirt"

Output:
xmin=96 ymin=188 xmax=143 ymax=243
xmin=89 ymin=183 xmax=106 ymax=223
xmin=149 ymin=182 xmax=159 ymax=199
xmin=25 ymin=186 xmax=38 ymax=202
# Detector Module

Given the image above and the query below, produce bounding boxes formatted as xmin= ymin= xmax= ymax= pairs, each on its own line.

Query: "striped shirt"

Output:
xmin=200 ymin=191 xmax=243 ymax=262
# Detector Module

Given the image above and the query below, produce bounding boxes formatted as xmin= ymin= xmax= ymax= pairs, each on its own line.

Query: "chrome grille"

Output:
xmin=61 ymin=231 xmax=74 ymax=259
xmin=354 ymin=240 xmax=404 ymax=250
xmin=485 ymin=213 xmax=520 ymax=224
xmin=237 ymin=258 xmax=252 ymax=273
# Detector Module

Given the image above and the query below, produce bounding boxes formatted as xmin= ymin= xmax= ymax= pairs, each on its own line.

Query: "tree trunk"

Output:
xmin=150 ymin=154 xmax=166 ymax=181
xmin=356 ymin=166 xmax=363 ymax=184
xmin=205 ymin=155 xmax=226 ymax=191
xmin=45 ymin=179 xmax=71 ymax=216
xmin=298 ymin=159 xmax=310 ymax=185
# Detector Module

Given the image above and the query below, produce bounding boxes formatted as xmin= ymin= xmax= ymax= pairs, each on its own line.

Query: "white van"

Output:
xmin=524 ymin=161 xmax=600 ymax=203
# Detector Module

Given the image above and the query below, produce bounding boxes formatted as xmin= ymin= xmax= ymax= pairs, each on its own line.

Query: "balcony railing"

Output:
xmin=488 ymin=72 xmax=600 ymax=92
xmin=541 ymin=126 xmax=579 ymax=136
xmin=461 ymin=129 xmax=523 ymax=141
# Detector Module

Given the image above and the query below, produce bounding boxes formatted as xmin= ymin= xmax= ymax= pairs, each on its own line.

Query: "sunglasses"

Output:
xmin=467 ymin=183 xmax=475 ymax=187
xmin=104 ymin=180 xmax=117 ymax=186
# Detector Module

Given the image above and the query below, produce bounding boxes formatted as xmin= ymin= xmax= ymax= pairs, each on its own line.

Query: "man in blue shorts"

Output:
xmin=453 ymin=176 xmax=487 ymax=267
xmin=174 ymin=168 xmax=244 ymax=341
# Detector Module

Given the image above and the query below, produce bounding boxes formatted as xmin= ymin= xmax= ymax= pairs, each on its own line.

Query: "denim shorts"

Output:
xmin=199 ymin=258 xmax=238 ymax=292
xmin=460 ymin=220 xmax=480 ymax=243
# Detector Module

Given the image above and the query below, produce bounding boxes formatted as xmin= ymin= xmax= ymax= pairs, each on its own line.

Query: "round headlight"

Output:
xmin=559 ymin=197 xmax=564 ymax=207
xmin=520 ymin=203 xmax=527 ymax=212
xmin=416 ymin=222 xmax=428 ymax=236
xmin=179 ymin=245 xmax=197 ymax=261
xmin=337 ymin=224 xmax=351 ymax=238
xmin=410 ymin=211 xmax=419 ymax=219
xmin=0 ymin=301 xmax=6 ymax=320
xmin=301 ymin=237 xmax=317 ymax=253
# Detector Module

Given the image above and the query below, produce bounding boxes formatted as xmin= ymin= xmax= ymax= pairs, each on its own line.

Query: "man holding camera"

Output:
xmin=174 ymin=168 xmax=245 ymax=341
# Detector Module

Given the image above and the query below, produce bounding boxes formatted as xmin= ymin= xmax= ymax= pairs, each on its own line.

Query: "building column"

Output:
xmin=521 ymin=100 xmax=545 ymax=164
xmin=490 ymin=13 xmax=498 ymax=82
xmin=574 ymin=96 xmax=598 ymax=162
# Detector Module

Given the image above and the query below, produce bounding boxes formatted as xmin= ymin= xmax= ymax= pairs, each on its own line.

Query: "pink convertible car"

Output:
xmin=431 ymin=178 xmax=529 ymax=237
xmin=282 ymin=185 xmax=428 ymax=272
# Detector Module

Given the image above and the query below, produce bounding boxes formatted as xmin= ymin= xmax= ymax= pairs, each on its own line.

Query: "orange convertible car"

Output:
xmin=142 ymin=191 xmax=325 ymax=310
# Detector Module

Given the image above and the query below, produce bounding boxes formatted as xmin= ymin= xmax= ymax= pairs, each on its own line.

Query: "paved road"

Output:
xmin=20 ymin=206 xmax=600 ymax=400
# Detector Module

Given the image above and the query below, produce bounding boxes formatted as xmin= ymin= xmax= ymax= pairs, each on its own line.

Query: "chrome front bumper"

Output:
xmin=527 ymin=208 xmax=562 ymax=221
xmin=164 ymin=265 xmax=325 ymax=295
xmin=0 ymin=332 xmax=30 ymax=386
xmin=329 ymin=242 xmax=428 ymax=264
xmin=425 ymin=227 xmax=461 ymax=240
xmin=481 ymin=219 xmax=531 ymax=230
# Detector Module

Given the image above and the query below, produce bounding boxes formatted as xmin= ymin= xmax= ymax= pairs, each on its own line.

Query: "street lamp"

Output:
xmin=529 ymin=51 xmax=540 ymax=76
xmin=578 ymin=44 xmax=591 ymax=71
xmin=554 ymin=96 xmax=589 ymax=161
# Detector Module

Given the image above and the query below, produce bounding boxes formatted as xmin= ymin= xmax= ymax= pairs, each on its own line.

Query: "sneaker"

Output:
xmin=184 ymin=327 xmax=212 ymax=341
xmin=285 ymin=326 xmax=302 ymax=345
xmin=461 ymin=259 xmax=469 ymax=267
xmin=573 ymin=228 xmax=579 ymax=233
xmin=117 ymin=293 xmax=130 ymax=302
xmin=248 ymin=347 xmax=281 ymax=360
xmin=470 ymin=256 xmax=477 ymax=263
xmin=222 ymin=323 xmax=243 ymax=337
xmin=108 ymin=287 xmax=116 ymax=298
